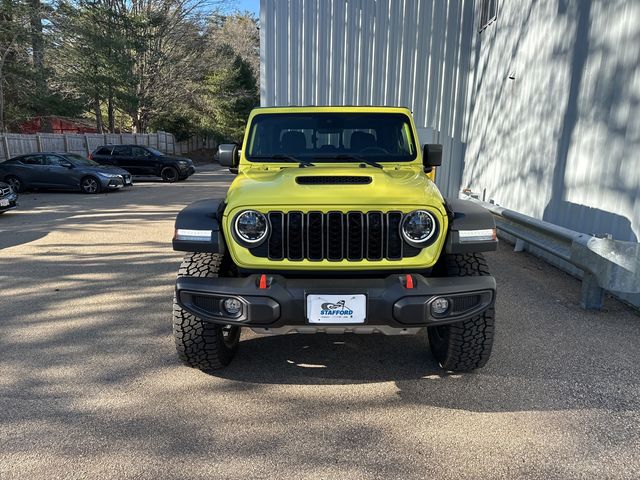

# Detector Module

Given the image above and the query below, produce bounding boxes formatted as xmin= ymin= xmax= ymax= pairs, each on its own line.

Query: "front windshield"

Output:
xmin=65 ymin=154 xmax=100 ymax=166
xmin=246 ymin=113 xmax=417 ymax=162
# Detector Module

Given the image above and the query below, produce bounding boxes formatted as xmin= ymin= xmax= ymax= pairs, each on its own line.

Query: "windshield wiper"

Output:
xmin=313 ymin=154 xmax=383 ymax=169
xmin=250 ymin=154 xmax=314 ymax=168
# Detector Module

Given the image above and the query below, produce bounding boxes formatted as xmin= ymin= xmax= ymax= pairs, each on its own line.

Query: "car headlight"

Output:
xmin=401 ymin=210 xmax=438 ymax=247
xmin=234 ymin=210 xmax=269 ymax=246
xmin=178 ymin=160 xmax=189 ymax=166
xmin=97 ymin=172 xmax=118 ymax=178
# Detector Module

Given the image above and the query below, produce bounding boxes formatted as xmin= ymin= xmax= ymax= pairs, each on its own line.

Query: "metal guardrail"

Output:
xmin=464 ymin=196 xmax=640 ymax=310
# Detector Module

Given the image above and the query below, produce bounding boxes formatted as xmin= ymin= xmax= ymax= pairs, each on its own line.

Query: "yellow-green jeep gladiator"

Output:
xmin=172 ymin=106 xmax=497 ymax=372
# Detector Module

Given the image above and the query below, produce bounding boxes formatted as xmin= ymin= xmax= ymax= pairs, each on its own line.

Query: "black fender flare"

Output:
xmin=172 ymin=198 xmax=227 ymax=254
xmin=444 ymin=198 xmax=498 ymax=254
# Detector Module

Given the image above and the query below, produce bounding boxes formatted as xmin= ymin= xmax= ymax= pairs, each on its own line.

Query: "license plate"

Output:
xmin=124 ymin=178 xmax=132 ymax=185
xmin=306 ymin=294 xmax=366 ymax=324
xmin=0 ymin=199 xmax=9 ymax=207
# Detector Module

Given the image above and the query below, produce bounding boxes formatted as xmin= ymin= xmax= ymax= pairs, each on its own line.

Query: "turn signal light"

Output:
xmin=458 ymin=228 xmax=496 ymax=243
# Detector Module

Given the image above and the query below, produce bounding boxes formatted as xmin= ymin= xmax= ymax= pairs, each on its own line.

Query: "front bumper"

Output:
xmin=175 ymin=273 xmax=495 ymax=332
xmin=179 ymin=166 xmax=196 ymax=177
xmin=102 ymin=175 xmax=133 ymax=189
xmin=0 ymin=193 xmax=18 ymax=212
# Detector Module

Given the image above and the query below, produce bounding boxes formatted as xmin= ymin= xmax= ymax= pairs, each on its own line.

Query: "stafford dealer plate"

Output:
xmin=306 ymin=294 xmax=366 ymax=324
xmin=0 ymin=199 xmax=9 ymax=207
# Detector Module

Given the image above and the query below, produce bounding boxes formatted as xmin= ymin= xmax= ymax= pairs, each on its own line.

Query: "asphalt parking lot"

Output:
xmin=1 ymin=164 xmax=639 ymax=479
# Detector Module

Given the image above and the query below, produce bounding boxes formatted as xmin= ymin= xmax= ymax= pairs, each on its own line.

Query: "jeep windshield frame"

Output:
xmin=244 ymin=112 xmax=418 ymax=164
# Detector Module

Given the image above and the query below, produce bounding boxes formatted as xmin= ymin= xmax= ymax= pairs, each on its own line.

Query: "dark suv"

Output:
xmin=90 ymin=145 xmax=195 ymax=182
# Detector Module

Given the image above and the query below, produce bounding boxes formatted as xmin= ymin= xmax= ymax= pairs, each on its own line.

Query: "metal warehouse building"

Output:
xmin=259 ymin=0 xmax=640 ymax=250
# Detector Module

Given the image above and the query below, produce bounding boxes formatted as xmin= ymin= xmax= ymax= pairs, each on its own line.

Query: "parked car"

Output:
xmin=89 ymin=145 xmax=195 ymax=182
xmin=0 ymin=153 xmax=133 ymax=194
xmin=0 ymin=181 xmax=18 ymax=213
xmin=171 ymin=106 xmax=498 ymax=373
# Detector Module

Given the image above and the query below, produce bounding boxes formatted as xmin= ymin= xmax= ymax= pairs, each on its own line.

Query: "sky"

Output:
xmin=234 ymin=0 xmax=260 ymax=16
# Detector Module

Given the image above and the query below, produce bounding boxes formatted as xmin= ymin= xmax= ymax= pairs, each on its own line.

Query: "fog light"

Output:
xmin=222 ymin=298 xmax=242 ymax=317
xmin=431 ymin=297 xmax=450 ymax=316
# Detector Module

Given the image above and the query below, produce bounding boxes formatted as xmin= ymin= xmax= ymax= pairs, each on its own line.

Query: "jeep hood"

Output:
xmin=225 ymin=166 xmax=445 ymax=211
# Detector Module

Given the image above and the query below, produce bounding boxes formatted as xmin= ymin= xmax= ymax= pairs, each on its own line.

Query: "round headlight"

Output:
xmin=401 ymin=210 xmax=438 ymax=247
xmin=234 ymin=210 xmax=269 ymax=245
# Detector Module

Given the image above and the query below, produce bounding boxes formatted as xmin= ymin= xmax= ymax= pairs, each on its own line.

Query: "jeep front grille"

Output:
xmin=250 ymin=211 xmax=420 ymax=261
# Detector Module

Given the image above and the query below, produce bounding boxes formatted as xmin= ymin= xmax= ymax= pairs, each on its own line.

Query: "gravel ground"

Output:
xmin=1 ymin=165 xmax=639 ymax=479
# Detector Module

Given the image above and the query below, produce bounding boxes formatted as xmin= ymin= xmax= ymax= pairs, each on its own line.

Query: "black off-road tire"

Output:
xmin=428 ymin=253 xmax=495 ymax=372
xmin=173 ymin=253 xmax=240 ymax=371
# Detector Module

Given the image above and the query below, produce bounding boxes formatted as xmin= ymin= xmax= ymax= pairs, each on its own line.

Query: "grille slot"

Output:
xmin=347 ymin=212 xmax=364 ymax=260
xmin=287 ymin=211 xmax=304 ymax=260
xmin=326 ymin=212 xmax=344 ymax=260
xmin=267 ymin=212 xmax=285 ymax=260
xmin=386 ymin=212 xmax=403 ymax=259
xmin=0 ymin=186 xmax=11 ymax=196
xmin=252 ymin=211 xmax=422 ymax=262
xmin=451 ymin=295 xmax=481 ymax=313
xmin=307 ymin=212 xmax=324 ymax=260
xmin=192 ymin=295 xmax=220 ymax=314
xmin=296 ymin=176 xmax=372 ymax=185
xmin=366 ymin=212 xmax=384 ymax=260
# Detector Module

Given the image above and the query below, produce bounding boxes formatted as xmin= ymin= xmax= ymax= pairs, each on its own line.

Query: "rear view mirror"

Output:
xmin=423 ymin=144 xmax=442 ymax=171
xmin=218 ymin=144 xmax=239 ymax=167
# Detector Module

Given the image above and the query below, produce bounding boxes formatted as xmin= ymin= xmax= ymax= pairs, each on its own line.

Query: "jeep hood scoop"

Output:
xmin=295 ymin=175 xmax=372 ymax=185
xmin=225 ymin=167 xmax=445 ymax=208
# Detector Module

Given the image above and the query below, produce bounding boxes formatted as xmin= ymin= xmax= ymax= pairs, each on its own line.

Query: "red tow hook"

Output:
xmin=258 ymin=274 xmax=268 ymax=289
xmin=404 ymin=274 xmax=414 ymax=289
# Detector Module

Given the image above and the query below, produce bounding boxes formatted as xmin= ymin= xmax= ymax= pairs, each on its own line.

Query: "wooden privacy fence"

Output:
xmin=175 ymin=136 xmax=217 ymax=155
xmin=0 ymin=131 xmax=213 ymax=161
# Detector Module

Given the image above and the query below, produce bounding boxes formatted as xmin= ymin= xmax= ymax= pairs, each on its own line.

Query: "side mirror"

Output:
xmin=61 ymin=161 xmax=74 ymax=168
xmin=218 ymin=144 xmax=239 ymax=167
xmin=422 ymin=144 xmax=442 ymax=171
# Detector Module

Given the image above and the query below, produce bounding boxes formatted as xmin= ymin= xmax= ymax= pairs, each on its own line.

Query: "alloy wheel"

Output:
xmin=6 ymin=177 xmax=21 ymax=192
xmin=161 ymin=167 xmax=178 ymax=182
xmin=81 ymin=177 xmax=99 ymax=194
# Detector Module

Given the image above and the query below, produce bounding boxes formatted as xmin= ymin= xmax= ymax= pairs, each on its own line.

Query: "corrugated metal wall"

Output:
xmin=464 ymin=0 xmax=640 ymax=244
xmin=259 ymin=0 xmax=475 ymax=197
xmin=260 ymin=0 xmax=639 ymax=241
xmin=464 ymin=0 xmax=640 ymax=306
xmin=261 ymin=0 xmax=640 ymax=307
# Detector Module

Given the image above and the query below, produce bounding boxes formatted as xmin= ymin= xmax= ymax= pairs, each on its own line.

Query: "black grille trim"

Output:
xmin=250 ymin=211 xmax=424 ymax=262
xmin=296 ymin=176 xmax=372 ymax=185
